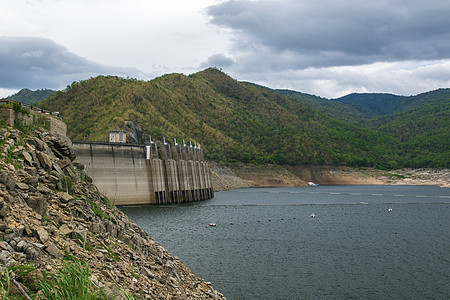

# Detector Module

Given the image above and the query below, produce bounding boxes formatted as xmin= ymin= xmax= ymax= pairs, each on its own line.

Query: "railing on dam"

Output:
xmin=72 ymin=141 xmax=214 ymax=205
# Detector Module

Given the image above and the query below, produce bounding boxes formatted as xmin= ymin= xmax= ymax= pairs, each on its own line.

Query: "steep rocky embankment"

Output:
xmin=0 ymin=126 xmax=225 ymax=299
xmin=210 ymin=163 xmax=449 ymax=191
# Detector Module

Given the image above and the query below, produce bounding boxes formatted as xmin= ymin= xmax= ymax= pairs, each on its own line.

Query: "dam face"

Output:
xmin=72 ymin=141 xmax=213 ymax=205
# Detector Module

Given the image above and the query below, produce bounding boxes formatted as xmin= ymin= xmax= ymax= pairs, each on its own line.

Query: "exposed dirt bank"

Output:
xmin=210 ymin=162 xmax=449 ymax=191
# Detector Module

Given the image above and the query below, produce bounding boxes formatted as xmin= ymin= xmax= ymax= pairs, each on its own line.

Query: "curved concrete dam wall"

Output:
xmin=72 ymin=141 xmax=213 ymax=205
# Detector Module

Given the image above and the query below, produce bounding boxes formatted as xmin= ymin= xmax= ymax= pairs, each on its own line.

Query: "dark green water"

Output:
xmin=120 ymin=185 xmax=450 ymax=299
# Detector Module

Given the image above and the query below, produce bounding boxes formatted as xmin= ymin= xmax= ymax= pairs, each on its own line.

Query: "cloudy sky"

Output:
xmin=1 ymin=0 xmax=449 ymax=98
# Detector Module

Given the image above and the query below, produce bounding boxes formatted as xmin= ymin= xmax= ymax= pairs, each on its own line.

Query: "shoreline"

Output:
xmin=210 ymin=162 xmax=449 ymax=192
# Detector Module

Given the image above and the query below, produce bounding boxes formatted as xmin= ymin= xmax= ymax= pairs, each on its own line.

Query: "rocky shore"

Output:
xmin=210 ymin=162 xmax=449 ymax=191
xmin=0 ymin=126 xmax=225 ymax=299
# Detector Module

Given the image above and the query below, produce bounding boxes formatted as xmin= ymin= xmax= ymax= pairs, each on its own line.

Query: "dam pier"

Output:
xmin=72 ymin=141 xmax=214 ymax=205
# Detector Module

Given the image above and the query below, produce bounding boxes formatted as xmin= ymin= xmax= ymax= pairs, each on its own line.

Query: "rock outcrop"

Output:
xmin=0 ymin=125 xmax=225 ymax=299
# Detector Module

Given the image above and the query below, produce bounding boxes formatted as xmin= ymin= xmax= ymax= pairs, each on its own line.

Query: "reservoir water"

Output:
xmin=120 ymin=185 xmax=450 ymax=299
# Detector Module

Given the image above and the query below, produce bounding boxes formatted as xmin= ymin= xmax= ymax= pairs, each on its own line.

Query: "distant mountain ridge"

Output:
xmin=4 ymin=88 xmax=56 ymax=104
xmin=37 ymin=69 xmax=448 ymax=168
xmin=277 ymin=87 xmax=449 ymax=167
xmin=332 ymin=88 xmax=450 ymax=117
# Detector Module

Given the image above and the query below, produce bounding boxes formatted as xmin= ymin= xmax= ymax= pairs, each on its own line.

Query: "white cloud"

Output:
xmin=237 ymin=59 xmax=450 ymax=98
xmin=22 ymin=50 xmax=44 ymax=58
xmin=0 ymin=88 xmax=20 ymax=99
xmin=0 ymin=0 xmax=448 ymax=98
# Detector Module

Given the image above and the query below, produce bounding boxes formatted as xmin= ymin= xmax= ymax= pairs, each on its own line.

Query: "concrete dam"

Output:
xmin=72 ymin=141 xmax=214 ymax=205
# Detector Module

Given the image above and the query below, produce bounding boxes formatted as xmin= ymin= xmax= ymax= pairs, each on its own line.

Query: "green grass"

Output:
xmin=88 ymin=199 xmax=109 ymax=220
xmin=0 ymin=268 xmax=11 ymax=300
xmin=39 ymin=260 xmax=107 ymax=300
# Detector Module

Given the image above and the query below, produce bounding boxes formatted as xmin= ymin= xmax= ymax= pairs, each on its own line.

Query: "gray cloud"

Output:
xmin=201 ymin=53 xmax=235 ymax=69
xmin=0 ymin=36 xmax=141 ymax=90
xmin=207 ymin=0 xmax=450 ymax=68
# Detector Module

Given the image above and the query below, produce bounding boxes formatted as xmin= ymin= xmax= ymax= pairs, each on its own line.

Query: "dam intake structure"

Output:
xmin=72 ymin=141 xmax=214 ymax=205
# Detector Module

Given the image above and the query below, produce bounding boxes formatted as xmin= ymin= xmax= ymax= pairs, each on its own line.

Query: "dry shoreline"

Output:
xmin=210 ymin=162 xmax=450 ymax=191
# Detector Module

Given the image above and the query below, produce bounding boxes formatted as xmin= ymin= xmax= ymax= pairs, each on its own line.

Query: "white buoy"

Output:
xmin=388 ymin=208 xmax=393 ymax=212
xmin=310 ymin=213 xmax=316 ymax=218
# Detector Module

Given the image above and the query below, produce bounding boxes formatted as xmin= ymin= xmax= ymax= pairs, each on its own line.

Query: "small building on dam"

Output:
xmin=72 ymin=141 xmax=214 ymax=205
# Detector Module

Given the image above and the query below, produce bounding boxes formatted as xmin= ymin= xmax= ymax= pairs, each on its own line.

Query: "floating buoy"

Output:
xmin=310 ymin=213 xmax=316 ymax=218
xmin=209 ymin=223 xmax=216 ymax=227
xmin=388 ymin=208 xmax=393 ymax=212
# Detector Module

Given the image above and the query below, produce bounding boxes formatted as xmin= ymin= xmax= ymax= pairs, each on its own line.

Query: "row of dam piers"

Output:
xmin=72 ymin=141 xmax=214 ymax=205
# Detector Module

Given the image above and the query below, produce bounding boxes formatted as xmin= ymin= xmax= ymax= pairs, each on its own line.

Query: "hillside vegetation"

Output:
xmin=279 ymin=88 xmax=449 ymax=167
xmin=4 ymin=88 xmax=56 ymax=104
xmin=39 ymin=68 xmax=448 ymax=168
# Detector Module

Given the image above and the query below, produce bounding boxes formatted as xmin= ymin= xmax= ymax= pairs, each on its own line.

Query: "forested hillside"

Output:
xmin=39 ymin=68 xmax=448 ymax=168
xmin=333 ymin=89 xmax=450 ymax=118
xmin=276 ymin=89 xmax=367 ymax=124
xmin=279 ymin=88 xmax=449 ymax=167
xmin=4 ymin=88 xmax=56 ymax=104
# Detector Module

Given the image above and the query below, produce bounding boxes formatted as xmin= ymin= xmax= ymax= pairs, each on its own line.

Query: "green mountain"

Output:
xmin=370 ymin=99 xmax=449 ymax=167
xmin=5 ymin=88 xmax=56 ymax=104
xmin=278 ymin=88 xmax=449 ymax=167
xmin=38 ymin=68 xmax=447 ymax=168
xmin=333 ymin=89 xmax=450 ymax=118
xmin=276 ymin=89 xmax=367 ymax=124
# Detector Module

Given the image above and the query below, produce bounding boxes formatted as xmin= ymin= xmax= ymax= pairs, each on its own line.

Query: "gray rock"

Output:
xmin=47 ymin=134 xmax=76 ymax=161
xmin=0 ymin=250 xmax=16 ymax=268
xmin=16 ymin=182 xmax=29 ymax=190
xmin=25 ymin=246 xmax=38 ymax=261
xmin=0 ymin=171 xmax=16 ymax=190
xmin=36 ymin=227 xmax=49 ymax=244
xmin=31 ymin=242 xmax=45 ymax=250
xmin=58 ymin=192 xmax=73 ymax=203
xmin=26 ymin=137 xmax=52 ymax=155
xmin=37 ymin=184 xmax=51 ymax=194
xmin=37 ymin=151 xmax=52 ymax=172
xmin=56 ymin=158 xmax=71 ymax=170
xmin=22 ymin=151 xmax=34 ymax=165
xmin=25 ymin=195 xmax=47 ymax=215
xmin=52 ymin=163 xmax=64 ymax=176
xmin=0 ymin=204 xmax=10 ymax=219
xmin=24 ymin=166 xmax=37 ymax=176
xmin=24 ymin=175 xmax=39 ymax=186
xmin=46 ymin=243 xmax=64 ymax=258
xmin=13 ymin=240 xmax=29 ymax=252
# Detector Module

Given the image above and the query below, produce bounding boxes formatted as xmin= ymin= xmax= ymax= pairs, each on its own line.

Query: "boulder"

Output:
xmin=46 ymin=133 xmax=76 ymax=161
xmin=0 ymin=170 xmax=16 ymax=190
xmin=46 ymin=243 xmax=64 ymax=258
xmin=37 ymin=151 xmax=52 ymax=172
xmin=0 ymin=250 xmax=16 ymax=268
xmin=22 ymin=151 xmax=34 ymax=165
xmin=36 ymin=227 xmax=49 ymax=244
xmin=26 ymin=137 xmax=52 ymax=155
xmin=59 ymin=224 xmax=73 ymax=236
xmin=25 ymin=195 xmax=47 ymax=215
xmin=16 ymin=182 xmax=29 ymax=190
xmin=58 ymin=192 xmax=73 ymax=203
